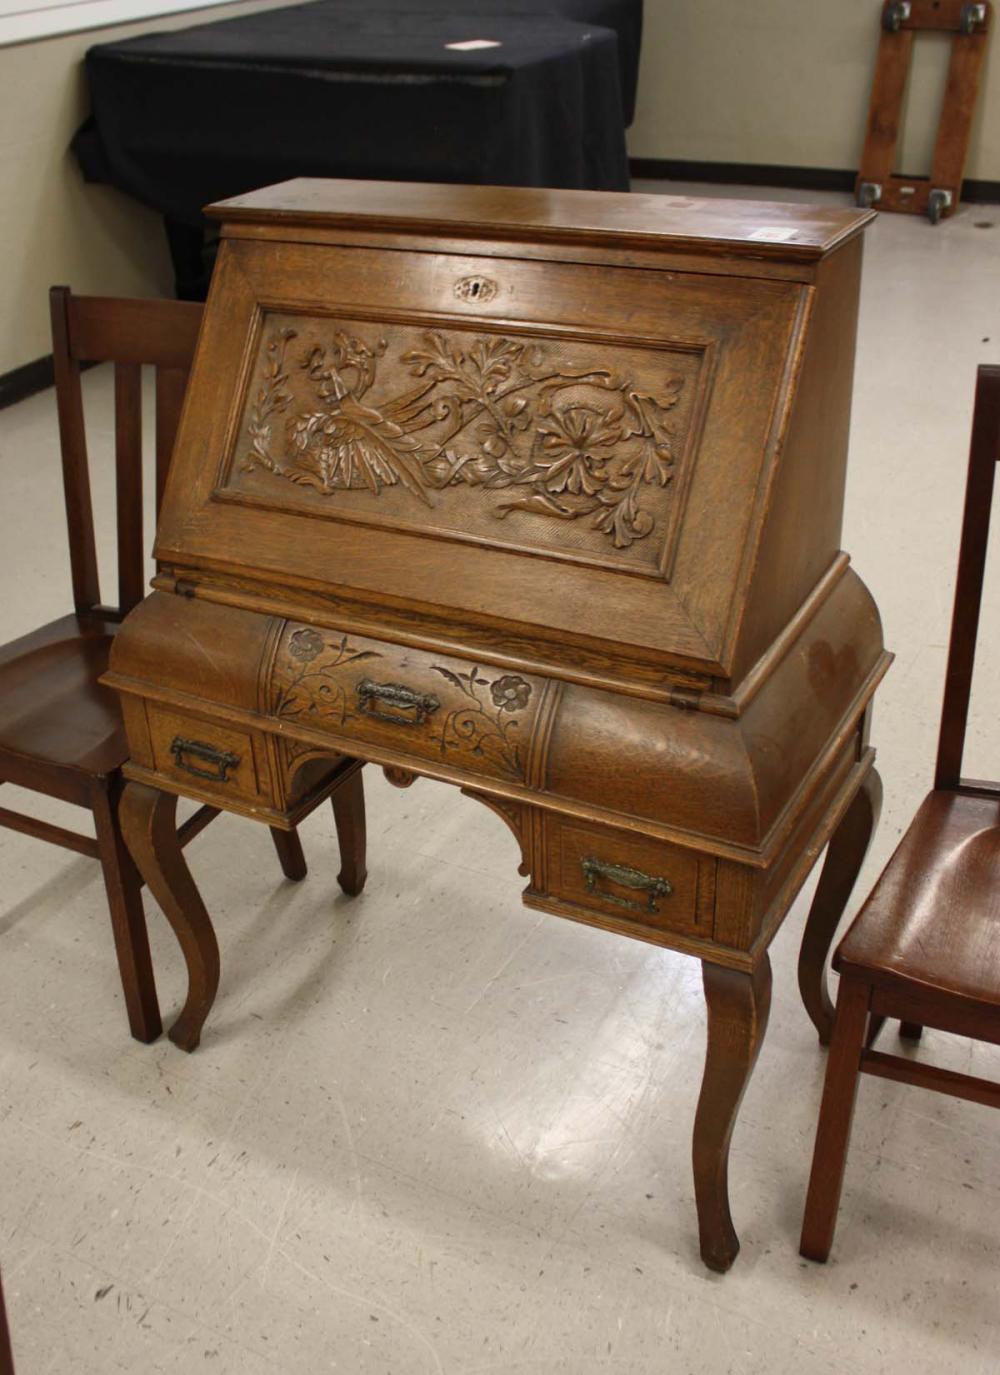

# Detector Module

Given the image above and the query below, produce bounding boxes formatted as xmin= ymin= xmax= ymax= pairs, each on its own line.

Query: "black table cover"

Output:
xmin=73 ymin=1 xmax=639 ymax=296
xmin=320 ymin=0 xmax=644 ymax=123
xmin=75 ymin=7 xmax=634 ymax=201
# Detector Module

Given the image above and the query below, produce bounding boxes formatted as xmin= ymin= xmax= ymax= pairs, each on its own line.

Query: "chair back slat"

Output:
xmin=154 ymin=365 xmax=191 ymax=519
xmin=935 ymin=364 xmax=1000 ymax=789
xmin=49 ymin=287 xmax=204 ymax=620
xmin=49 ymin=286 xmax=101 ymax=614
xmin=114 ymin=362 xmax=144 ymax=615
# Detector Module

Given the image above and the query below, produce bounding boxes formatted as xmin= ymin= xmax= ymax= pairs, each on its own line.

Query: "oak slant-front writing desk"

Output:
xmin=104 ymin=179 xmax=890 ymax=1271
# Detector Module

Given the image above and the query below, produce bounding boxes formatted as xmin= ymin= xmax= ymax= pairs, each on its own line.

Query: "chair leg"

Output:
xmin=800 ymin=975 xmax=871 ymax=1262
xmin=899 ymin=1021 xmax=923 ymax=1042
xmin=0 ymin=1265 xmax=14 ymax=1375
xmin=269 ymin=827 xmax=307 ymax=882
xmin=331 ymin=768 xmax=367 ymax=896
xmin=90 ymin=779 xmax=162 ymax=1044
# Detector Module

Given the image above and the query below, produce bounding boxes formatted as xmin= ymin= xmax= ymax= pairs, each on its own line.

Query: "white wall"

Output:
xmin=630 ymin=0 xmax=999 ymax=181
xmin=0 ymin=0 xmax=299 ymax=375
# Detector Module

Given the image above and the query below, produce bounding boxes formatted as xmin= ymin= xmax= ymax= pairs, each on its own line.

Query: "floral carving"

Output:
xmin=242 ymin=324 xmax=687 ymax=550
xmin=490 ymin=675 xmax=532 ymax=712
xmin=287 ymin=627 xmax=325 ymax=662
xmin=272 ymin=632 xmax=382 ymax=727
xmin=528 ymin=404 xmax=619 ymax=496
xmin=432 ymin=664 xmax=530 ymax=776
xmin=270 ymin=628 xmax=534 ymax=781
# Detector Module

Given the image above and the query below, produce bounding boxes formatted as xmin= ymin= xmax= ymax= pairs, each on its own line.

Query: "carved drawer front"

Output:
xmin=270 ymin=623 xmax=543 ymax=785
xmin=545 ymin=815 xmax=714 ymax=939
xmin=147 ymin=705 xmax=271 ymax=805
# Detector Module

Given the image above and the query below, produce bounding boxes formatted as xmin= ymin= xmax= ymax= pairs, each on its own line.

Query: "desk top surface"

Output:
xmin=212 ymin=178 xmax=874 ymax=261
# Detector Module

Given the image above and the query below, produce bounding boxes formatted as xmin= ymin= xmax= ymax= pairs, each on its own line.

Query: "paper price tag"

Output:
xmin=748 ymin=227 xmax=797 ymax=243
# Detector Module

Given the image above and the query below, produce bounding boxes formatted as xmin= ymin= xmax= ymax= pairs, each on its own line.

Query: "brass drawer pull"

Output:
xmin=169 ymin=736 xmax=241 ymax=783
xmin=581 ymin=856 xmax=673 ymax=914
xmin=357 ymin=678 xmax=441 ymax=726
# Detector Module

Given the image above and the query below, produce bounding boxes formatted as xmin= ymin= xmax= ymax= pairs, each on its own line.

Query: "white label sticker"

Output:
xmin=748 ymin=227 xmax=797 ymax=243
xmin=446 ymin=39 xmax=502 ymax=50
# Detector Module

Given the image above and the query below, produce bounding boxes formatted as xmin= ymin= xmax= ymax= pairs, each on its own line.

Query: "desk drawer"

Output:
xmin=270 ymin=622 xmax=544 ymax=785
xmin=147 ymin=705 xmax=271 ymax=805
xmin=543 ymin=814 xmax=714 ymax=939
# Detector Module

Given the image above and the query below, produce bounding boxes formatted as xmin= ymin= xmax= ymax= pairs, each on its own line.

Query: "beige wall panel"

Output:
xmin=630 ymin=0 xmax=998 ymax=181
xmin=0 ymin=0 xmax=299 ymax=375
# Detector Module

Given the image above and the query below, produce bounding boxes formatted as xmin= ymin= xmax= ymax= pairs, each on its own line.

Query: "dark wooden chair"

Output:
xmin=0 ymin=1268 xmax=13 ymax=1375
xmin=800 ymin=363 xmax=1000 ymax=1263
xmin=0 ymin=287 xmax=365 ymax=1046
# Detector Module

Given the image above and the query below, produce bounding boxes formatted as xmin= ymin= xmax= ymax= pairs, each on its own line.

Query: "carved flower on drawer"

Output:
xmin=490 ymin=675 xmax=532 ymax=712
xmin=288 ymin=627 xmax=325 ymax=663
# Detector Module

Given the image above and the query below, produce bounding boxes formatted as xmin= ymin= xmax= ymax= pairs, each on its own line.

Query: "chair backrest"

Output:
xmin=49 ymin=286 xmax=204 ymax=622
xmin=935 ymin=364 xmax=1000 ymax=791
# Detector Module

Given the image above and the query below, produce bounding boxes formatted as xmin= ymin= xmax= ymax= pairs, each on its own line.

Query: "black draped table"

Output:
xmin=73 ymin=0 xmax=641 ymax=296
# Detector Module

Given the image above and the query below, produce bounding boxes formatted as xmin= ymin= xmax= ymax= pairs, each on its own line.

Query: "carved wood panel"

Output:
xmin=221 ymin=313 xmax=708 ymax=577
xmin=269 ymin=622 xmax=544 ymax=783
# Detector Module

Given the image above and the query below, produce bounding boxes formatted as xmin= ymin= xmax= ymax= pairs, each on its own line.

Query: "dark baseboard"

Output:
xmin=629 ymin=158 xmax=1000 ymax=205
xmin=0 ymin=354 xmax=54 ymax=411
xmin=630 ymin=159 xmax=856 ymax=193
xmin=0 ymin=356 xmax=103 ymax=412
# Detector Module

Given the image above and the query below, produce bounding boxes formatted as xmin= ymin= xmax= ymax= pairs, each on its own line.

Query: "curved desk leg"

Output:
xmin=120 ymin=782 xmax=220 ymax=1053
xmin=693 ymin=955 xmax=772 ymax=1273
xmin=798 ymin=768 xmax=883 ymax=1045
xmin=269 ymin=827 xmax=307 ymax=882
xmin=332 ymin=768 xmax=367 ymax=896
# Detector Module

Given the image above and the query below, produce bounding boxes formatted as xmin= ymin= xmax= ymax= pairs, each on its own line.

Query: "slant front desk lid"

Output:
xmin=155 ymin=179 xmax=873 ymax=691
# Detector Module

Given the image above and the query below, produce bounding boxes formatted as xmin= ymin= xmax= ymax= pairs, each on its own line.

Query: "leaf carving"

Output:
xmin=432 ymin=665 xmax=465 ymax=689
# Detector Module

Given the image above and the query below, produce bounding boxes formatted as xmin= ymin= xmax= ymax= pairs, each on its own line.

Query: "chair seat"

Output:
xmin=0 ymin=613 xmax=125 ymax=776
xmin=836 ymin=789 xmax=1000 ymax=1008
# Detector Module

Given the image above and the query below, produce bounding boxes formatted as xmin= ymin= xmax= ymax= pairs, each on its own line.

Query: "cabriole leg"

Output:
xmin=120 ymin=782 xmax=220 ymax=1053
xmin=693 ymin=955 xmax=772 ymax=1272
xmin=798 ymin=768 xmax=882 ymax=1044
xmin=269 ymin=826 xmax=307 ymax=882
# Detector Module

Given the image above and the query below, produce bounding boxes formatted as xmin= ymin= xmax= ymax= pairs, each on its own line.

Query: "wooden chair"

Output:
xmin=0 ymin=287 xmax=366 ymax=1046
xmin=800 ymin=363 xmax=1000 ymax=1262
xmin=0 ymin=1268 xmax=13 ymax=1375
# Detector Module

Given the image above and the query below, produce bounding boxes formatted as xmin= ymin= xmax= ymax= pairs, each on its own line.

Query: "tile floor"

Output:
xmin=1 ymin=185 xmax=1000 ymax=1373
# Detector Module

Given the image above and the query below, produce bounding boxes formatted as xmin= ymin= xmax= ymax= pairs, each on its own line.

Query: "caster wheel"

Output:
xmin=883 ymin=1 xmax=910 ymax=32
xmin=927 ymin=189 xmax=951 ymax=224
xmin=856 ymin=182 xmax=881 ymax=209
